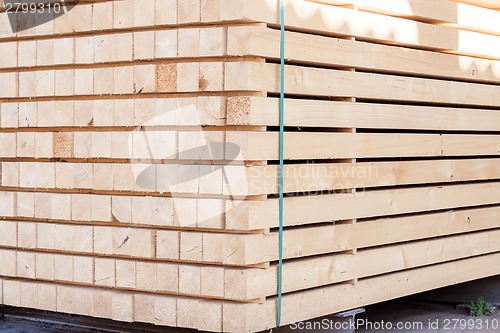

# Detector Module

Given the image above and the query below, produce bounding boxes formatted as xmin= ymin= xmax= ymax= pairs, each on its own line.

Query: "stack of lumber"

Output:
xmin=1 ymin=0 xmax=500 ymax=331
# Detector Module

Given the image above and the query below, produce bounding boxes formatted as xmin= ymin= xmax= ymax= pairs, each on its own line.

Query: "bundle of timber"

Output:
xmin=0 ymin=0 xmax=500 ymax=332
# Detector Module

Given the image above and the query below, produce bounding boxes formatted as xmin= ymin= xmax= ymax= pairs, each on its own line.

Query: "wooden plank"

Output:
xmin=133 ymin=0 xmax=155 ymax=28
xmin=227 ymin=131 xmax=500 ymax=161
xmin=0 ymin=3 xmax=209 ymax=44
xmin=155 ymin=0 xmax=177 ymax=25
xmin=104 ymin=24 xmax=215 ymax=62
xmin=225 ymin=227 xmax=500 ymax=299
xmin=222 ymin=252 xmax=500 ymax=332
xmin=0 ymin=133 xmax=16 ymax=157
xmin=92 ymin=1 xmax=114 ymax=30
xmin=0 ymin=41 xmax=17 ymax=68
xmin=1 ymin=2 xmax=499 ymax=330
xmin=0 ymin=192 xmax=15 ymax=217
xmin=225 ymin=62 xmax=500 ymax=106
xmin=0 ymin=59 xmax=201 ymax=95
xmin=12 ymin=195 xmax=482 ymax=268
xmin=1 ymin=1 xmax=496 ymax=61
xmin=227 ymin=26 xmax=500 ymax=84
xmin=4 ymin=96 xmax=224 ymax=129
xmin=218 ymin=0 xmax=500 ymax=58
xmin=227 ymin=182 xmax=500 ymax=230
xmin=5 ymin=158 xmax=500 ymax=196
xmin=310 ymin=0 xmax=500 ymax=36
xmin=205 ymin=205 xmax=500 ymax=265
xmin=9 ymin=129 xmax=500 ymax=162
xmin=0 ymin=102 xmax=18 ymax=128
xmin=54 ymin=2 xmax=92 ymax=34
xmin=178 ymin=0 xmax=201 ymax=24
xmin=227 ymin=97 xmax=500 ymax=130
xmin=312 ymin=0 xmax=459 ymax=23
xmin=0 ymin=217 xmax=158 ymax=259
xmin=19 ymin=218 xmax=499 ymax=300
xmin=0 ymin=192 xmax=217 ymax=231
xmin=4 ymin=249 xmax=500 ymax=333
xmin=0 ymin=249 xmax=16 ymax=277
xmin=218 ymin=0 xmax=451 ymax=49
xmin=0 ymin=72 xmax=18 ymax=98
xmin=2 ymin=248 xmax=240 ymax=300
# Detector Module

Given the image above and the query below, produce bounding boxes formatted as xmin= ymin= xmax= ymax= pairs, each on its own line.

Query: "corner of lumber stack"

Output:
xmin=0 ymin=0 xmax=500 ymax=332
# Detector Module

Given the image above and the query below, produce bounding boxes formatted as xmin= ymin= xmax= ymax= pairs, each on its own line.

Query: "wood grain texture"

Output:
xmin=310 ymin=0 xmax=500 ymax=36
xmin=218 ymin=0 xmax=500 ymax=59
xmin=227 ymin=26 xmax=500 ymax=83
xmin=225 ymin=62 xmax=500 ymax=106
xmin=4 ymin=158 xmax=500 ymax=196
xmin=226 ymin=96 xmax=500 ymax=130
xmin=227 ymin=182 xmax=500 ymax=230
xmin=2 ymin=0 xmax=500 ymax=330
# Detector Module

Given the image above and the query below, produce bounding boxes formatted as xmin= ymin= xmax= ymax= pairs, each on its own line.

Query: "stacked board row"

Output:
xmin=1 ymin=0 xmax=500 ymax=332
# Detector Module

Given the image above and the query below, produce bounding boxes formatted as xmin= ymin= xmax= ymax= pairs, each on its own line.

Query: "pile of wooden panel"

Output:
xmin=0 ymin=0 xmax=500 ymax=331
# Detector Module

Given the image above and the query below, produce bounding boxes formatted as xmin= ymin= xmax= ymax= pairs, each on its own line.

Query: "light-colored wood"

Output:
xmin=0 ymin=72 xmax=18 ymax=98
xmin=92 ymin=1 xmax=113 ymax=30
xmin=133 ymin=31 xmax=155 ymax=60
xmin=0 ymin=193 xmax=15 ymax=220
xmin=0 ymin=63 xmax=228 ymax=98
xmin=113 ymin=0 xmax=134 ymax=29
xmin=0 ymin=27 xmax=255 ymax=70
xmin=17 ymin=190 xmax=487 ymax=270
xmin=154 ymin=30 xmax=178 ymax=58
xmin=5 ymin=157 xmax=500 ymax=196
xmin=209 ymin=204 xmax=500 ymax=265
xmin=219 ymin=0 xmax=500 ymax=59
xmin=3 ymin=250 xmax=500 ymax=332
xmin=1 ymin=97 xmax=225 ymax=129
xmin=227 ymin=26 xmax=500 ymax=84
xmin=18 ymin=41 xmax=36 ymax=67
xmin=0 ymin=0 xmax=173 ymax=41
xmin=4 ymin=130 xmax=500 ymax=161
xmin=227 ymin=182 xmax=500 ymax=230
xmin=225 ymin=226 xmax=500 ymax=299
xmin=225 ymin=61 xmax=500 ymax=106
xmin=178 ymin=0 xmax=201 ymax=24
xmin=0 ymin=103 xmax=19 ymax=128
xmin=227 ymin=131 xmax=500 ymax=160
xmin=310 ymin=0 xmax=500 ymax=36
xmin=17 ymin=252 xmax=36 ymax=279
xmin=55 ymin=3 xmax=92 ymax=34
xmin=156 ymin=0 xmax=177 ymax=25
xmin=227 ymin=96 xmax=500 ymax=130
xmin=2 ymin=1 xmax=500 ymax=330
xmin=450 ymin=0 xmax=500 ymax=10
xmin=178 ymin=28 xmax=201 ymax=57
xmin=0 ymin=219 xmax=160 ymax=260
xmin=0 ymin=249 xmax=280 ymax=300
xmin=134 ymin=0 xmax=155 ymax=27
xmin=201 ymin=0 xmax=222 ymax=22
xmin=55 ymin=70 xmax=75 ymax=97
xmin=0 ymin=41 xmax=17 ymax=68
xmin=0 ymin=250 xmax=16 ymax=277
xmin=223 ymin=252 xmax=500 ymax=332
xmin=0 ymin=133 xmax=16 ymax=157
xmin=18 ymin=72 xmax=37 ymax=98
xmin=2 ymin=190 xmax=179 ymax=225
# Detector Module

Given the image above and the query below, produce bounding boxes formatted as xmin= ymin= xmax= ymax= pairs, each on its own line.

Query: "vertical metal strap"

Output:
xmin=277 ymin=0 xmax=285 ymax=328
